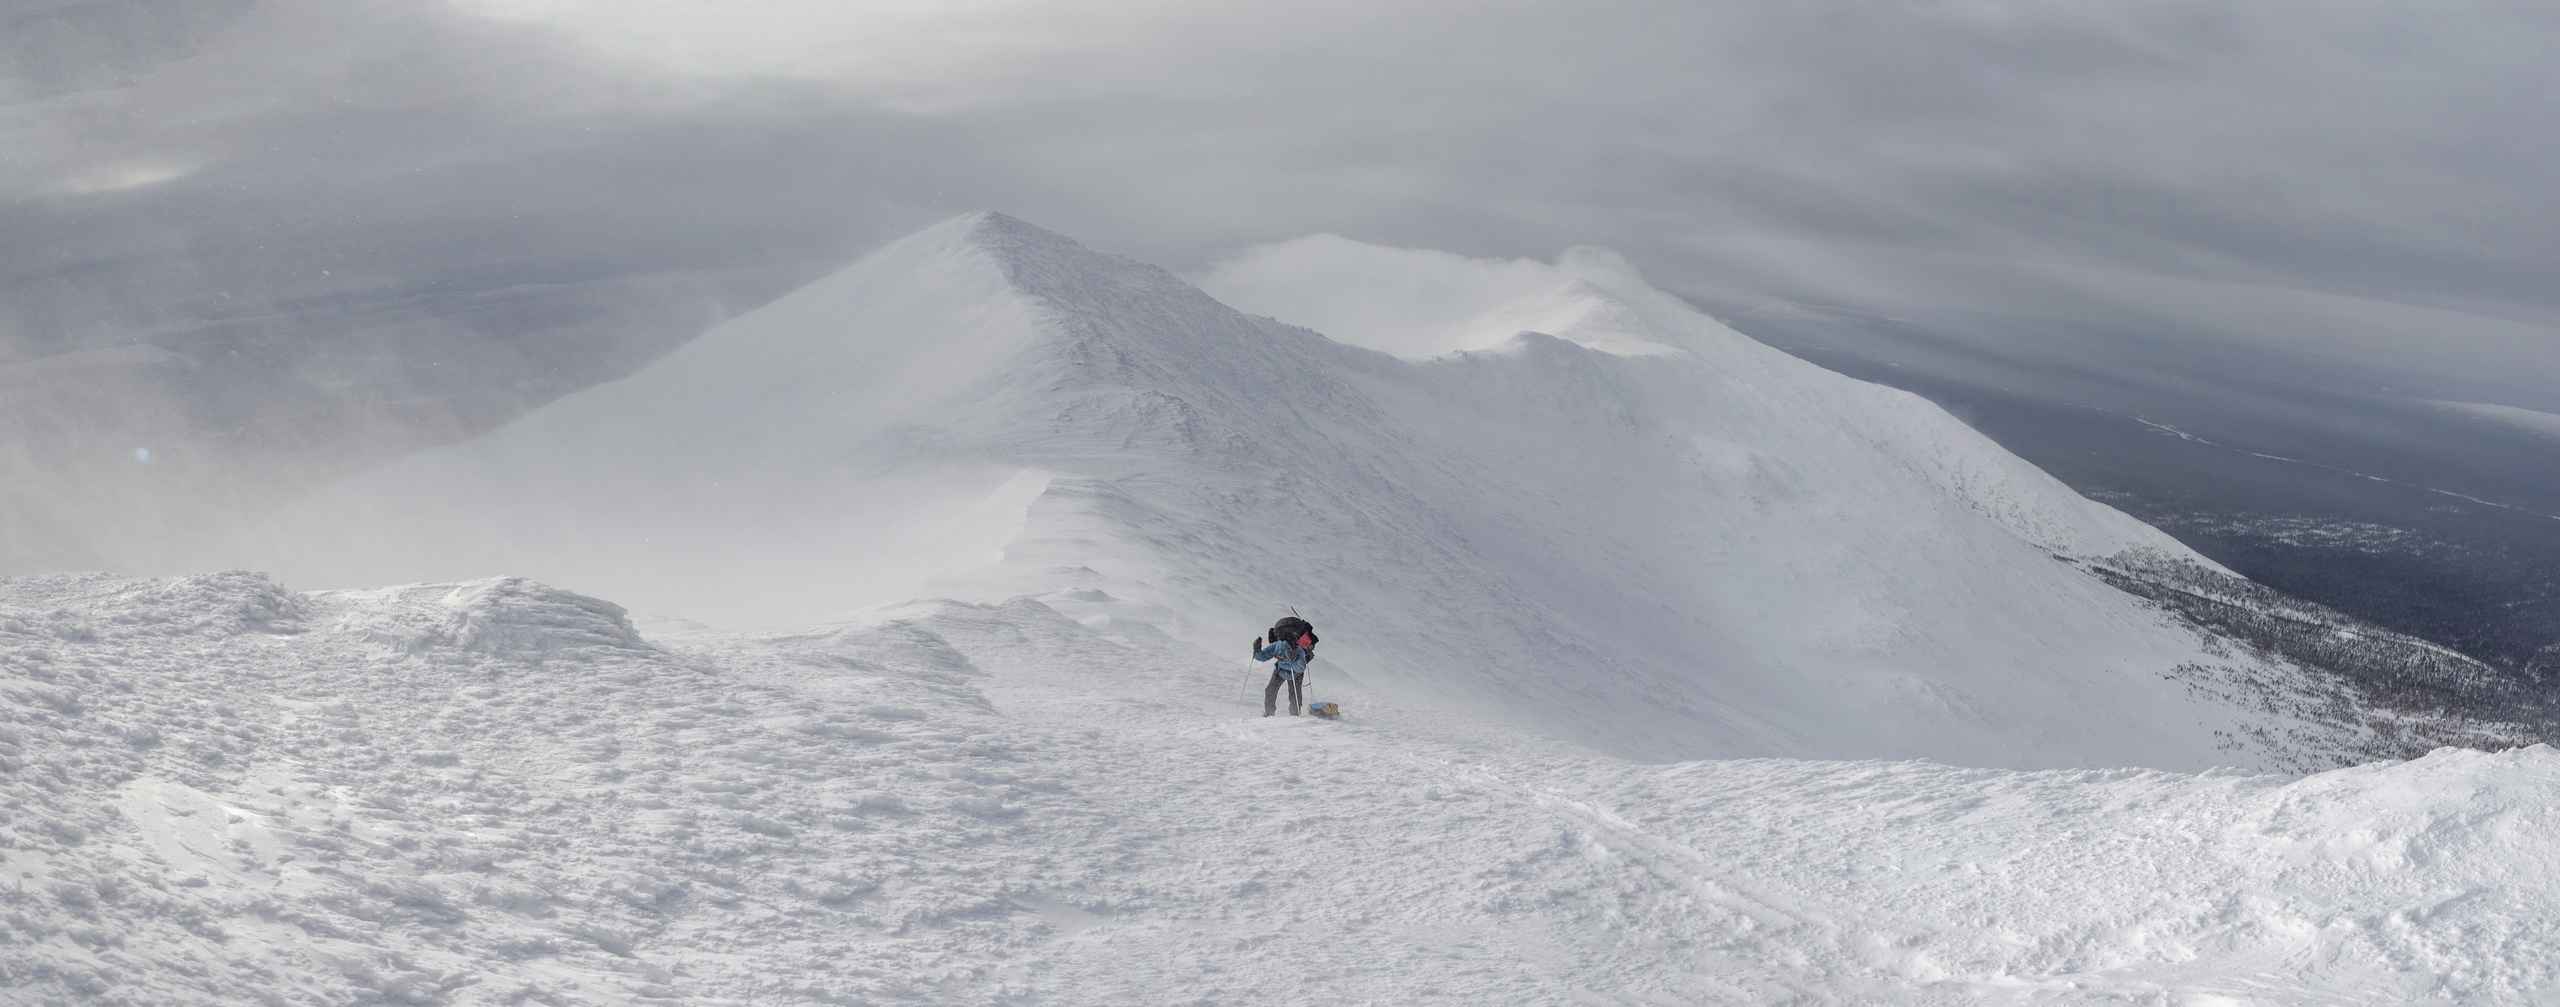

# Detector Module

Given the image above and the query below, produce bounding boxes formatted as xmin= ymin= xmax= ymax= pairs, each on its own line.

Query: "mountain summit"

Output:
xmin=232 ymin=213 xmax=2453 ymax=768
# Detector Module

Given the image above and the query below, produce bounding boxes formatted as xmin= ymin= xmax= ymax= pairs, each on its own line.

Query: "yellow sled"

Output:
xmin=1306 ymin=700 xmax=1341 ymax=719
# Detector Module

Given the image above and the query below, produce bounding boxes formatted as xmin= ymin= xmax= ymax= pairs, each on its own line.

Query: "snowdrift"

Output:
xmin=234 ymin=213 xmax=2360 ymax=769
xmin=8 ymin=571 xmax=2560 ymax=1005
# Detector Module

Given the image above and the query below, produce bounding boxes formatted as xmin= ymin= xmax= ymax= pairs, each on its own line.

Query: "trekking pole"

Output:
xmin=1288 ymin=608 xmax=1306 ymax=715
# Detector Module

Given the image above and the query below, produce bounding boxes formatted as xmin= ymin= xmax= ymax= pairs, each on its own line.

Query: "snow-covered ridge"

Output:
xmin=233 ymin=213 xmax=2381 ymax=769
xmin=1198 ymin=231 xmax=2209 ymax=564
xmin=9 ymin=570 xmax=2560 ymax=1004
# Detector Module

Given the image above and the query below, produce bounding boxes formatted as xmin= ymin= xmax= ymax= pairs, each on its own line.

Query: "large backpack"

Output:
xmin=1268 ymin=616 xmax=1317 ymax=647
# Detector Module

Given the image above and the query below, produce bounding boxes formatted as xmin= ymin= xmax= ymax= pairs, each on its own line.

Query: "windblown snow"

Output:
xmin=9 ymin=571 xmax=2560 ymax=1004
xmin=22 ymin=213 xmax=2555 ymax=1002
xmin=231 ymin=213 xmax=2357 ymax=770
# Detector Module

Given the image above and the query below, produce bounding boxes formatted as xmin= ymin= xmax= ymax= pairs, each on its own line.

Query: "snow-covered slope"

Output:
xmin=234 ymin=213 xmax=2359 ymax=770
xmin=9 ymin=571 xmax=2560 ymax=1005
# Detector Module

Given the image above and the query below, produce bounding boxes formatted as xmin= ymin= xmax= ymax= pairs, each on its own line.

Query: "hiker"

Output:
xmin=1252 ymin=616 xmax=1318 ymax=717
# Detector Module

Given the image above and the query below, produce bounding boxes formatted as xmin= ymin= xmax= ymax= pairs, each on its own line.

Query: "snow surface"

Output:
xmin=229 ymin=213 xmax=2362 ymax=770
xmin=9 ymin=570 xmax=2560 ymax=1005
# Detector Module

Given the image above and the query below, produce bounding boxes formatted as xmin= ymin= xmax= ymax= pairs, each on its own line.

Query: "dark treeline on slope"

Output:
xmin=2089 ymin=554 xmax=2553 ymax=765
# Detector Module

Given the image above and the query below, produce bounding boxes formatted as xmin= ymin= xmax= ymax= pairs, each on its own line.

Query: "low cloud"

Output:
xmin=45 ymin=158 xmax=201 ymax=196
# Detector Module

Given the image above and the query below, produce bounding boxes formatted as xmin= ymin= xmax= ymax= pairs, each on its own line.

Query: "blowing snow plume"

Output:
xmin=226 ymin=213 xmax=2498 ymax=770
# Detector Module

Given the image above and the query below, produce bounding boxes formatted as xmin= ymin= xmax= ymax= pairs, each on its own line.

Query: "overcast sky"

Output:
xmin=8 ymin=0 xmax=2556 ymax=335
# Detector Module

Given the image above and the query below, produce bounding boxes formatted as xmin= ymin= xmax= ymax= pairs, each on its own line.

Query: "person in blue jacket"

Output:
xmin=1253 ymin=617 xmax=1318 ymax=717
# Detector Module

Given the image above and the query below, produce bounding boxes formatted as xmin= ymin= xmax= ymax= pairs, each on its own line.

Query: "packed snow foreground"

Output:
xmin=12 ymin=573 xmax=2560 ymax=1005
xmin=9 ymin=214 xmax=2557 ymax=1003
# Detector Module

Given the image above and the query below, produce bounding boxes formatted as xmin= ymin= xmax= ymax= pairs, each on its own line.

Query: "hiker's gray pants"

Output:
xmin=1264 ymin=670 xmax=1303 ymax=716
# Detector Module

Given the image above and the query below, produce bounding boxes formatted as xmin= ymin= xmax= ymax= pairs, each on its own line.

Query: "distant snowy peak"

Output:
xmin=502 ymin=210 xmax=1291 ymax=460
xmin=669 ymin=210 xmax=1348 ymax=451
xmin=1440 ymin=280 xmax=1680 ymax=358
xmin=1201 ymin=232 xmax=2213 ymax=568
xmin=240 ymin=211 xmax=2449 ymax=769
xmin=951 ymin=212 xmax=1357 ymax=410
xmin=1194 ymin=236 xmax=1702 ymax=360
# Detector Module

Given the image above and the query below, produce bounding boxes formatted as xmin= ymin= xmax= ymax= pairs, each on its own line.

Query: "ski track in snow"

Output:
xmin=8 ymin=571 xmax=2560 ymax=1005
